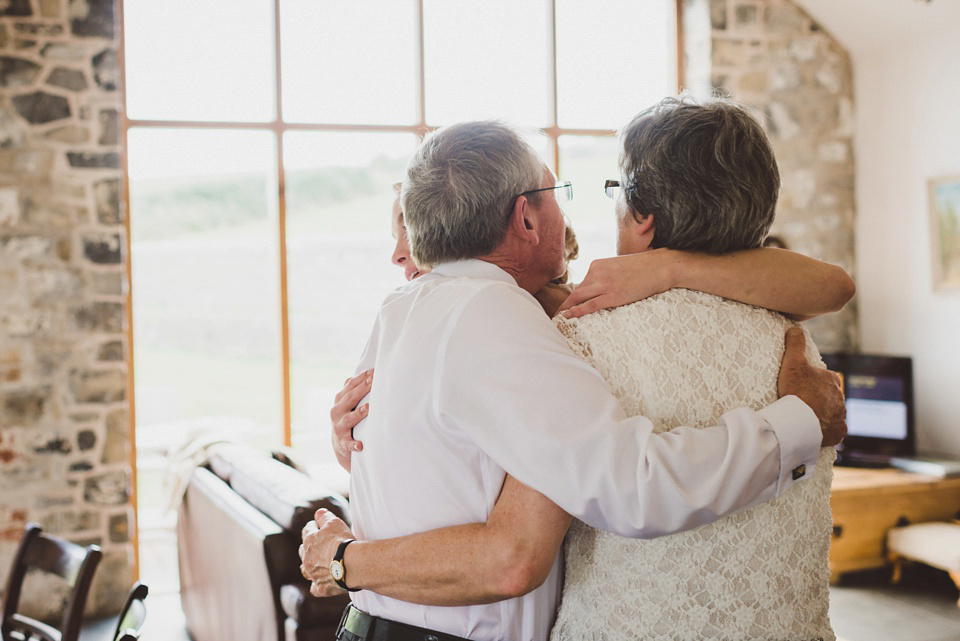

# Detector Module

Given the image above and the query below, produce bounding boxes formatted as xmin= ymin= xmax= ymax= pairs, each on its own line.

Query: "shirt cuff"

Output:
xmin=758 ymin=395 xmax=822 ymax=496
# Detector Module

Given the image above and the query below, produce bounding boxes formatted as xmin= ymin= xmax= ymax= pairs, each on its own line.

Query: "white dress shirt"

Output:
xmin=348 ymin=259 xmax=821 ymax=641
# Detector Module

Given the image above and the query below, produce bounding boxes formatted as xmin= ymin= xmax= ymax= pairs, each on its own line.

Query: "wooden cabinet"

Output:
xmin=830 ymin=467 xmax=960 ymax=582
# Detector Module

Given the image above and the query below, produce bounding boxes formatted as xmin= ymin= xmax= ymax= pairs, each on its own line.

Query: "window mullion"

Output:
xmin=274 ymin=0 xmax=292 ymax=446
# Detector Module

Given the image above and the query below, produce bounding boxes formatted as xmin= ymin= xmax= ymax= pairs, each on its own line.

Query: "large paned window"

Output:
xmin=122 ymin=0 xmax=676 ymax=588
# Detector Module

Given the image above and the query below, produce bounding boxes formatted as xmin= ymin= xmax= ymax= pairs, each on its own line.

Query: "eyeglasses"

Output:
xmin=604 ymin=179 xmax=621 ymax=199
xmin=518 ymin=181 xmax=573 ymax=204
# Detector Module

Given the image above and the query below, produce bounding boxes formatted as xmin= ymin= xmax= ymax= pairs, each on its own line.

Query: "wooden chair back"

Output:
xmin=112 ymin=582 xmax=148 ymax=641
xmin=1 ymin=524 xmax=102 ymax=641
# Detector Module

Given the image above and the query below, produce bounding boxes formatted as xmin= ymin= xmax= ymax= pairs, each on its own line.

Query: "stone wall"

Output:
xmin=683 ymin=0 xmax=858 ymax=352
xmin=0 ymin=0 xmax=130 ymax=618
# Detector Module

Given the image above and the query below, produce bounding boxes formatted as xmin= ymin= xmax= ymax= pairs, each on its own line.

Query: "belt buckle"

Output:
xmin=343 ymin=605 xmax=372 ymax=639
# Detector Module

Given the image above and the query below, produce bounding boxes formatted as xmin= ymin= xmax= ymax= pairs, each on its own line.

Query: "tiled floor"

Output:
xmin=830 ymin=565 xmax=960 ymax=641
xmin=81 ymin=590 xmax=191 ymax=641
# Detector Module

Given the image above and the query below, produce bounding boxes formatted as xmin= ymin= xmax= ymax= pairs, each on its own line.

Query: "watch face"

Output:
xmin=331 ymin=561 xmax=344 ymax=581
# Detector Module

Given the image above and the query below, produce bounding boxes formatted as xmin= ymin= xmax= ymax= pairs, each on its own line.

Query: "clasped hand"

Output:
xmin=299 ymin=508 xmax=356 ymax=596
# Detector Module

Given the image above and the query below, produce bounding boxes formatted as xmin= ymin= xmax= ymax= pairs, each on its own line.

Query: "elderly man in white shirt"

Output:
xmin=301 ymin=120 xmax=846 ymax=641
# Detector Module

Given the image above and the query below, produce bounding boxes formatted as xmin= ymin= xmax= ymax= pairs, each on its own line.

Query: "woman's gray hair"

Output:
xmin=619 ymin=95 xmax=779 ymax=254
xmin=401 ymin=121 xmax=544 ymax=268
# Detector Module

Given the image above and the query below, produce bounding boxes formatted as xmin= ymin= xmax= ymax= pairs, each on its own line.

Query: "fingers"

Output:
xmin=333 ymin=404 xmax=368 ymax=453
xmin=334 ymin=369 xmax=373 ymax=405
xmin=782 ymin=327 xmax=807 ymax=364
xmin=310 ymin=580 xmax=344 ymax=598
xmin=557 ymin=286 xmax=592 ymax=313
xmin=561 ymin=297 xmax=606 ymax=319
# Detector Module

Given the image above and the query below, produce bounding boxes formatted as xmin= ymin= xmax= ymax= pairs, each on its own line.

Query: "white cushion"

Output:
xmin=888 ymin=522 xmax=960 ymax=572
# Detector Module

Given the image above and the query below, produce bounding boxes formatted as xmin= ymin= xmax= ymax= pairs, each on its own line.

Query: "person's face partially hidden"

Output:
xmin=390 ymin=196 xmax=427 ymax=281
xmin=529 ymin=167 xmax=569 ymax=282
xmin=614 ymin=186 xmax=653 ymax=256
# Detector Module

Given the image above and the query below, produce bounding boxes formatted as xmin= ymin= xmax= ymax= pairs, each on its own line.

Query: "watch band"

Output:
xmin=331 ymin=539 xmax=360 ymax=592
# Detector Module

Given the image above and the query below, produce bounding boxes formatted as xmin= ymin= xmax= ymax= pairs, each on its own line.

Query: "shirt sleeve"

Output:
xmin=435 ymin=284 xmax=821 ymax=538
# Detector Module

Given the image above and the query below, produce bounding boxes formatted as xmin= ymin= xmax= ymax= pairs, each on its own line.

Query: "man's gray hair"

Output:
xmin=401 ymin=121 xmax=544 ymax=268
xmin=619 ymin=95 xmax=779 ymax=254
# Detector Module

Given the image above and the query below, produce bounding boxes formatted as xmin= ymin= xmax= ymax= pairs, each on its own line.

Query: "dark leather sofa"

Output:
xmin=176 ymin=443 xmax=351 ymax=641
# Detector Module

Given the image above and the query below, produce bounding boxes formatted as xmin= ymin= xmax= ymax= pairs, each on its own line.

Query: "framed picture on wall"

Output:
xmin=929 ymin=174 xmax=960 ymax=291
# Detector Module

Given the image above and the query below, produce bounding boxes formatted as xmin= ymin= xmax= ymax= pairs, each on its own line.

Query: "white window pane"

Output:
xmin=284 ymin=132 xmax=418 ymax=463
xmin=556 ymin=0 xmax=676 ymax=130
xmin=128 ymin=128 xmax=282 ymax=450
xmin=124 ymin=0 xmax=275 ymax=122
xmin=559 ymin=135 xmax=620 ymax=282
xmin=280 ymin=0 xmax=419 ymax=124
xmin=424 ymin=0 xmax=550 ymax=127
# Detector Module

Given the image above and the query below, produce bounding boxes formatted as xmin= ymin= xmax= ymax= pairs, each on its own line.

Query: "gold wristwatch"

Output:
xmin=330 ymin=539 xmax=360 ymax=592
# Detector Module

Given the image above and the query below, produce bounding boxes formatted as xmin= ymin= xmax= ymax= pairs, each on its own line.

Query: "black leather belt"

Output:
xmin=336 ymin=604 xmax=473 ymax=641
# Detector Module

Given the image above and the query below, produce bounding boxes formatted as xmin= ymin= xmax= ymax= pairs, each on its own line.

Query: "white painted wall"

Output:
xmin=798 ymin=1 xmax=960 ymax=454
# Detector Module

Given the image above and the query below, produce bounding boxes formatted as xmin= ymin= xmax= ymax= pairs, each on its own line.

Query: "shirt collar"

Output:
xmin=430 ymin=259 xmax=518 ymax=287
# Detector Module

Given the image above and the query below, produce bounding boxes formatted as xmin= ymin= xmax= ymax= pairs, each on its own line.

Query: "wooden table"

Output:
xmin=830 ymin=466 xmax=960 ymax=583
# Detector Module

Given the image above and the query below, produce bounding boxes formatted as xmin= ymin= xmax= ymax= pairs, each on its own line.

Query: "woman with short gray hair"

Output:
xmin=550 ymin=96 xmax=836 ymax=640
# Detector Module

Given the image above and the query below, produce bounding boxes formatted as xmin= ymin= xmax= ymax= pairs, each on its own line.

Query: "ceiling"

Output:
xmin=794 ymin=0 xmax=960 ymax=56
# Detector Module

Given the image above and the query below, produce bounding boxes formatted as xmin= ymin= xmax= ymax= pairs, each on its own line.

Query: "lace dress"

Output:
xmin=549 ymin=289 xmax=835 ymax=641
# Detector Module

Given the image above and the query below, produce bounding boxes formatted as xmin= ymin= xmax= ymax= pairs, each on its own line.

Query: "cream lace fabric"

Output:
xmin=550 ymin=289 xmax=835 ymax=641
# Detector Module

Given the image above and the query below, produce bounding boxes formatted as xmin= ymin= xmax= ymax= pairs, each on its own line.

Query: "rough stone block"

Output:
xmin=739 ymin=70 xmax=768 ymax=93
xmin=98 ymin=108 xmax=117 ymax=145
xmin=96 ymin=340 xmax=123 ymax=362
xmin=22 ymin=197 xmax=72 ymax=227
xmin=0 ymin=25 xmax=6 ymax=48
xmin=101 ymin=408 xmax=127 ymax=464
xmin=0 ymin=0 xmax=32 ymax=17
xmin=14 ymin=23 xmax=64 ymax=37
xmin=0 ymin=348 xmax=21 ymax=383
xmin=815 ymin=63 xmax=843 ymax=94
xmin=35 ymin=340 xmax=72 ymax=376
xmin=108 ymin=511 xmax=128 ymax=543
xmin=91 ymin=48 xmax=116 ymax=90
xmin=69 ymin=368 xmax=125 ymax=403
xmin=2 ymin=386 xmax=50 ymax=425
xmin=0 ymin=187 xmax=20 ymax=225
xmin=789 ymin=37 xmax=818 ymax=62
xmin=70 ymin=460 xmax=93 ymax=471
xmin=71 ymin=0 xmax=116 ymax=39
xmin=82 ymin=232 xmax=121 ymax=264
xmin=77 ymin=429 xmax=96 ymax=451
xmin=66 ymin=151 xmax=119 ymax=169
xmin=89 ymin=270 xmax=123 ymax=296
xmin=0 ymin=108 xmax=26 ymax=149
xmin=11 ymin=91 xmax=71 ymax=124
xmin=713 ymin=39 xmax=743 ymax=66
xmin=770 ymin=62 xmax=801 ymax=91
xmin=40 ymin=42 xmax=86 ymax=61
xmin=710 ymin=0 xmax=727 ymax=30
xmin=41 ymin=510 xmax=100 ymax=534
xmin=34 ymin=434 xmax=73 ymax=455
xmin=765 ymin=101 xmax=800 ymax=140
xmin=94 ymin=178 xmax=119 ymax=223
xmin=0 ymin=56 xmax=42 ymax=88
xmin=56 ymin=235 xmax=72 ymax=261
xmin=43 ymin=124 xmax=90 ymax=144
xmin=46 ymin=67 xmax=88 ymax=91
xmin=765 ymin=4 xmax=806 ymax=33
xmin=14 ymin=39 xmax=36 ymax=50
xmin=23 ymin=265 xmax=84 ymax=304
xmin=40 ymin=0 xmax=60 ymax=18
xmin=83 ymin=470 xmax=128 ymax=505
xmin=734 ymin=3 xmax=758 ymax=27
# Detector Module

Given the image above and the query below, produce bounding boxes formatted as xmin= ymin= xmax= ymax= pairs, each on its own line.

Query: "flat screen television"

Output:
xmin=820 ymin=353 xmax=914 ymax=467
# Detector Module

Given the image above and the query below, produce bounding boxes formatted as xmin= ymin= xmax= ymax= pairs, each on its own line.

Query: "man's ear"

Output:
xmin=508 ymin=195 xmax=540 ymax=244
